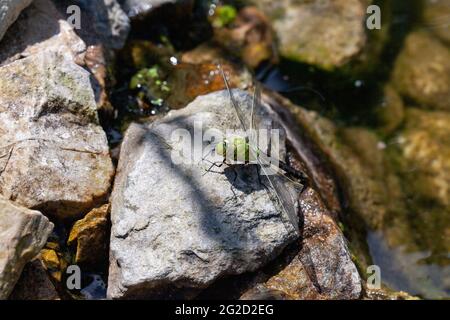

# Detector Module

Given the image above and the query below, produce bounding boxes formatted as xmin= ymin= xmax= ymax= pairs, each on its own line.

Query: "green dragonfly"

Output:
xmin=204 ymin=66 xmax=309 ymax=234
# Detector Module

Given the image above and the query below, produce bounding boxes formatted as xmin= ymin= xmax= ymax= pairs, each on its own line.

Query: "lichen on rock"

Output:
xmin=0 ymin=51 xmax=114 ymax=220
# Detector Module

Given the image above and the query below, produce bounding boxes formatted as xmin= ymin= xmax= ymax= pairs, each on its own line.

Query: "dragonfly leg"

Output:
xmin=230 ymin=184 xmax=237 ymax=199
xmin=229 ymin=166 xmax=238 ymax=200
xmin=298 ymin=177 xmax=309 ymax=194
xmin=202 ymin=158 xmax=226 ymax=176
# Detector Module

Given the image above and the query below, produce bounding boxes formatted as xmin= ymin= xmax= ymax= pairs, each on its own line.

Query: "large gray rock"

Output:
xmin=0 ymin=198 xmax=53 ymax=299
xmin=108 ymin=90 xmax=299 ymax=299
xmin=0 ymin=51 xmax=114 ymax=220
xmin=0 ymin=0 xmax=32 ymax=42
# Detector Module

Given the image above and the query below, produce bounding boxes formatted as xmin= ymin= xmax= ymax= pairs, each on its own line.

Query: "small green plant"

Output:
xmin=212 ymin=5 xmax=237 ymax=28
xmin=129 ymin=65 xmax=172 ymax=112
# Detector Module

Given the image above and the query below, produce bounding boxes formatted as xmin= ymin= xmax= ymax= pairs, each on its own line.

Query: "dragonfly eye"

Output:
xmin=215 ymin=140 xmax=227 ymax=157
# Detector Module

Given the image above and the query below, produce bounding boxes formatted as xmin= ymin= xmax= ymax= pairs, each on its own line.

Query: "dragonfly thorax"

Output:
xmin=216 ymin=136 xmax=258 ymax=163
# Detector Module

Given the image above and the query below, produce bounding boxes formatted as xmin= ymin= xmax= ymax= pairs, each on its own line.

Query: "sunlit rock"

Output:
xmin=0 ymin=198 xmax=53 ymax=299
xmin=108 ymin=90 xmax=299 ymax=299
xmin=0 ymin=51 xmax=114 ymax=219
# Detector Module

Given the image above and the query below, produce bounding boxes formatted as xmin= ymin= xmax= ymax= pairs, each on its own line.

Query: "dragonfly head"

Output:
xmin=215 ymin=139 xmax=228 ymax=158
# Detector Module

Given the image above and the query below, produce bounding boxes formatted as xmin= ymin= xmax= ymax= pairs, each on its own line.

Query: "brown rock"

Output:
xmin=375 ymin=85 xmax=405 ymax=135
xmin=254 ymin=0 xmax=368 ymax=70
xmin=240 ymin=189 xmax=362 ymax=300
xmin=392 ymin=31 xmax=450 ymax=111
xmin=40 ymin=249 xmax=63 ymax=282
xmin=211 ymin=6 xmax=278 ymax=69
xmin=423 ymin=0 xmax=450 ymax=45
xmin=391 ymin=108 xmax=450 ymax=208
xmin=68 ymin=204 xmax=110 ymax=267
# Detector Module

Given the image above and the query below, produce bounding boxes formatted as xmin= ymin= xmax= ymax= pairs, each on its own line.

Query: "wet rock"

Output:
xmin=241 ymin=189 xmax=362 ymax=300
xmin=118 ymin=41 xmax=252 ymax=120
xmin=68 ymin=204 xmax=110 ymax=268
xmin=281 ymin=103 xmax=396 ymax=230
xmin=0 ymin=51 xmax=114 ymax=220
xmin=392 ymin=31 xmax=450 ymax=111
xmin=0 ymin=0 xmax=32 ymax=41
xmin=279 ymin=96 xmax=409 ymax=276
xmin=281 ymin=92 xmax=448 ymax=298
xmin=108 ymin=90 xmax=299 ymax=299
xmin=423 ymin=0 xmax=450 ymax=45
xmin=119 ymin=0 xmax=192 ymax=19
xmin=390 ymin=108 xmax=450 ymax=209
xmin=364 ymin=288 xmax=418 ymax=300
xmin=180 ymin=44 xmax=254 ymax=91
xmin=210 ymin=5 xmax=278 ymax=69
xmin=128 ymin=61 xmax=251 ymax=112
xmin=9 ymin=259 xmax=60 ymax=300
xmin=374 ymin=85 xmax=405 ymax=136
xmin=253 ymin=0 xmax=369 ymax=70
xmin=181 ymin=43 xmax=227 ymax=65
xmin=0 ymin=198 xmax=53 ymax=299
xmin=121 ymin=39 xmax=176 ymax=70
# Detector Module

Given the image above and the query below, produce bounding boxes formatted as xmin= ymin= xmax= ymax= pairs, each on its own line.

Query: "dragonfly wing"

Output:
xmin=250 ymin=85 xmax=261 ymax=144
xmin=219 ymin=65 xmax=248 ymax=131
xmin=148 ymin=129 xmax=173 ymax=150
xmin=255 ymin=147 xmax=300 ymax=235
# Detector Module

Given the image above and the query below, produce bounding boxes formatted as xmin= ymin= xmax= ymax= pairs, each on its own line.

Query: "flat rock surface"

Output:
xmin=0 ymin=198 xmax=54 ymax=299
xmin=108 ymin=90 xmax=299 ymax=299
xmin=0 ymin=51 xmax=114 ymax=219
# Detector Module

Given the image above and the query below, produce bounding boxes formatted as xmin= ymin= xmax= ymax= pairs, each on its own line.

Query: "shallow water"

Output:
xmin=257 ymin=0 xmax=449 ymax=299
xmin=368 ymin=231 xmax=449 ymax=299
